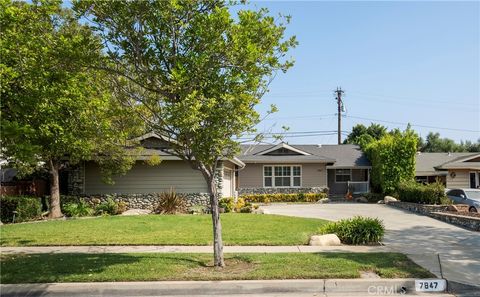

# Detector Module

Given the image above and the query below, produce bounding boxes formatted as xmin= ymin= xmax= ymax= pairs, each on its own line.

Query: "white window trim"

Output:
xmin=335 ymin=168 xmax=352 ymax=183
xmin=263 ymin=165 xmax=302 ymax=188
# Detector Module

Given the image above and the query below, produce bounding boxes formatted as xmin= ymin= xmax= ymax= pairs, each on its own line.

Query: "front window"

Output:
xmin=264 ymin=165 xmax=301 ymax=187
xmin=335 ymin=169 xmax=351 ymax=182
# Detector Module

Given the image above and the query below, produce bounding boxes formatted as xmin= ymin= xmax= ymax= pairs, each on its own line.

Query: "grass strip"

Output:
xmin=0 ymin=252 xmax=433 ymax=283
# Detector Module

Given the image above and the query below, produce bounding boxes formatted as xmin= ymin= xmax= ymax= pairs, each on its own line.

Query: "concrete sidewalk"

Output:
xmin=0 ymin=245 xmax=391 ymax=254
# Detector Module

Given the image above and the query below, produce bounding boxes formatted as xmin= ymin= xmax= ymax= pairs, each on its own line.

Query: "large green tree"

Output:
xmin=418 ymin=132 xmax=480 ymax=153
xmin=344 ymin=123 xmax=387 ymax=147
xmin=365 ymin=128 xmax=418 ymax=194
xmin=74 ymin=0 xmax=296 ymax=266
xmin=1 ymin=0 xmax=139 ymax=218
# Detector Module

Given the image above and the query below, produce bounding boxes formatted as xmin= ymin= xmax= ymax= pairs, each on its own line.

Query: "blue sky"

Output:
xmin=240 ymin=1 xmax=480 ymax=144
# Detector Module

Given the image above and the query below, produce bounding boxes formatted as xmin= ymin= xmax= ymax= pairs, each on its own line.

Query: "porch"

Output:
xmin=327 ymin=168 xmax=370 ymax=195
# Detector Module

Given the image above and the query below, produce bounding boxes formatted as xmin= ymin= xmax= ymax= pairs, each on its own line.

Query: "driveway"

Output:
xmin=261 ymin=203 xmax=480 ymax=287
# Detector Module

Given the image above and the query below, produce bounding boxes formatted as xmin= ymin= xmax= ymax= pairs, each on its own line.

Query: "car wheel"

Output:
xmin=469 ymin=206 xmax=478 ymax=213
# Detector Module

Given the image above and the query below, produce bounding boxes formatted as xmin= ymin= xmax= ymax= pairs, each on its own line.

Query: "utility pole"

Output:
xmin=334 ymin=87 xmax=345 ymax=145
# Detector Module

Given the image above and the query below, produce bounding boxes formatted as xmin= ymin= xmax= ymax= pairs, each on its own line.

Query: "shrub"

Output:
xmin=0 ymin=196 xmax=42 ymax=223
xmin=397 ymin=181 xmax=446 ymax=204
xmin=240 ymin=205 xmax=253 ymax=213
xmin=241 ymin=192 xmax=328 ymax=204
xmin=95 ymin=198 xmax=120 ymax=216
xmin=63 ymin=200 xmax=94 ymax=217
xmin=154 ymin=189 xmax=187 ymax=214
xmin=116 ymin=201 xmax=128 ymax=214
xmin=319 ymin=216 xmax=385 ymax=245
xmin=364 ymin=129 xmax=418 ymax=194
xmin=219 ymin=197 xmax=235 ymax=213
xmin=234 ymin=198 xmax=245 ymax=212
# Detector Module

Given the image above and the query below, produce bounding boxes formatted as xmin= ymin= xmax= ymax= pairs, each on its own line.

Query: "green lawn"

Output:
xmin=0 ymin=214 xmax=327 ymax=246
xmin=0 ymin=252 xmax=433 ymax=283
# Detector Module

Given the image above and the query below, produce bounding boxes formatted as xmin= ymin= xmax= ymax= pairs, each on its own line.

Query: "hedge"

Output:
xmin=397 ymin=181 xmax=446 ymax=204
xmin=0 ymin=196 xmax=42 ymax=223
xmin=240 ymin=192 xmax=328 ymax=203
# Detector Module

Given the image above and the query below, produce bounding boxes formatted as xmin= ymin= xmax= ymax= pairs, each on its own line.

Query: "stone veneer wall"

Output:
xmin=66 ymin=161 xmax=227 ymax=209
xmin=238 ymin=187 xmax=328 ymax=195
xmin=81 ymin=193 xmax=210 ymax=210
xmin=388 ymin=201 xmax=479 ymax=231
xmin=387 ymin=201 xmax=449 ymax=215
xmin=429 ymin=212 xmax=480 ymax=231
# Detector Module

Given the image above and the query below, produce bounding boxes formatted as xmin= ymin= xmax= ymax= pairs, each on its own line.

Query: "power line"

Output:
xmin=346 ymin=115 xmax=480 ymax=133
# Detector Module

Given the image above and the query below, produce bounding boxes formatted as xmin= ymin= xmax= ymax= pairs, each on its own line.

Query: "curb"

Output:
xmin=0 ymin=279 xmax=447 ymax=296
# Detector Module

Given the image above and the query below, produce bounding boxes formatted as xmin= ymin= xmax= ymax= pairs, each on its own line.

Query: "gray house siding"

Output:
xmin=84 ymin=160 xmax=208 ymax=194
xmin=238 ymin=163 xmax=327 ymax=188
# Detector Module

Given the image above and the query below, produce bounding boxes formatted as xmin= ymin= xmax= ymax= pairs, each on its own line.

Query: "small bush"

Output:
xmin=241 ymin=192 xmax=328 ymax=204
xmin=116 ymin=201 xmax=128 ymax=214
xmin=319 ymin=216 xmax=385 ymax=245
xmin=0 ymin=196 xmax=42 ymax=223
xmin=234 ymin=198 xmax=246 ymax=212
xmin=397 ymin=181 xmax=446 ymax=204
xmin=63 ymin=200 xmax=94 ymax=217
xmin=154 ymin=189 xmax=187 ymax=214
xmin=219 ymin=197 xmax=235 ymax=213
xmin=95 ymin=198 xmax=120 ymax=216
xmin=240 ymin=205 xmax=253 ymax=213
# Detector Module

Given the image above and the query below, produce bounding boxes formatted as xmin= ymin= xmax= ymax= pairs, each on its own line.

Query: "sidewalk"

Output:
xmin=0 ymin=245 xmax=391 ymax=254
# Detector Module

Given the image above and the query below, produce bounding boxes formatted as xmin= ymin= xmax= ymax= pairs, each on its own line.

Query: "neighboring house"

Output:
xmin=237 ymin=143 xmax=371 ymax=196
xmin=65 ymin=133 xmax=245 ymax=202
xmin=415 ymin=152 xmax=480 ymax=189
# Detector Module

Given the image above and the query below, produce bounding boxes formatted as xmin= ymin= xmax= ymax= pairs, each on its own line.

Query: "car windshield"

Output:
xmin=465 ymin=190 xmax=480 ymax=201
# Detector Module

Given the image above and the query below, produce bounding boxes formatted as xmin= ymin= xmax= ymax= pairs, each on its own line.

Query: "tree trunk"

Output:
xmin=48 ymin=160 xmax=63 ymax=219
xmin=206 ymin=174 xmax=225 ymax=268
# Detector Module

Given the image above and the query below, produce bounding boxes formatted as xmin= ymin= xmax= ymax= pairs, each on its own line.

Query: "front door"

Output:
xmin=222 ymin=169 xmax=233 ymax=197
xmin=470 ymin=172 xmax=479 ymax=189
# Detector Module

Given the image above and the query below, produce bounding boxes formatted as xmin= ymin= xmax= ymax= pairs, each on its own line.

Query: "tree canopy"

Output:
xmin=74 ymin=0 xmax=297 ymax=266
xmin=418 ymin=132 xmax=480 ymax=153
xmin=0 ymin=0 xmax=140 ymax=217
xmin=343 ymin=123 xmax=387 ymax=147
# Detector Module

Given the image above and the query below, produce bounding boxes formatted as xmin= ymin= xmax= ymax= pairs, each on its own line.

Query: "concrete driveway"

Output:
xmin=261 ymin=203 xmax=480 ymax=287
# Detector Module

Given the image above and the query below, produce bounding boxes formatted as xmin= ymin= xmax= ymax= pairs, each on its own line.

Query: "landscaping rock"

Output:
xmin=253 ymin=209 xmax=264 ymax=214
xmin=309 ymin=234 xmax=341 ymax=246
xmin=318 ymin=198 xmax=330 ymax=204
xmin=355 ymin=197 xmax=368 ymax=203
xmin=377 ymin=200 xmax=385 ymax=204
xmin=384 ymin=196 xmax=398 ymax=204
xmin=121 ymin=209 xmax=152 ymax=216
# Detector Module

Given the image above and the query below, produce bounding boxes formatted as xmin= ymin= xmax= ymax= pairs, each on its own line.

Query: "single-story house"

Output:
xmin=415 ymin=152 xmax=480 ymax=189
xmin=236 ymin=143 xmax=371 ymax=196
xmin=63 ymin=134 xmax=372 ymax=203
